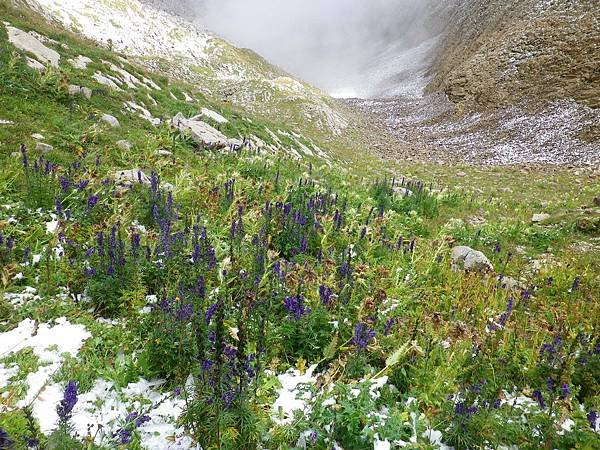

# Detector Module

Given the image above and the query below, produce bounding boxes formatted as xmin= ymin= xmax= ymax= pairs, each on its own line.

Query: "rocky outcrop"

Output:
xmin=6 ymin=25 xmax=60 ymax=67
xmin=171 ymin=112 xmax=230 ymax=148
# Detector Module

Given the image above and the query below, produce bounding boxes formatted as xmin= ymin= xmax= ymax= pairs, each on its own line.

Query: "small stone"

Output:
xmin=35 ymin=142 xmax=53 ymax=153
xmin=26 ymin=57 xmax=45 ymax=71
xmin=116 ymin=140 xmax=132 ymax=151
xmin=394 ymin=187 xmax=413 ymax=197
xmin=157 ymin=149 xmax=172 ymax=156
xmin=68 ymin=85 xmax=92 ymax=99
xmin=113 ymin=169 xmax=151 ymax=185
xmin=0 ymin=119 xmax=14 ymax=125
xmin=497 ymin=276 xmax=524 ymax=291
xmin=101 ymin=114 xmax=120 ymax=128
xmin=456 ymin=171 xmax=467 ymax=177
xmin=532 ymin=213 xmax=550 ymax=223
xmin=31 ymin=133 xmax=45 ymax=140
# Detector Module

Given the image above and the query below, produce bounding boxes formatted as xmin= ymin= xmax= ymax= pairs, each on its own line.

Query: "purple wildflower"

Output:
xmin=319 ymin=285 xmax=333 ymax=306
xmin=588 ymin=410 xmax=598 ymax=431
xmin=205 ymin=302 xmax=218 ymax=324
xmin=284 ymin=295 xmax=310 ymax=320
xmin=532 ymin=390 xmax=545 ymax=409
xmin=56 ymin=381 xmax=78 ymax=424
xmin=353 ymin=322 xmax=375 ymax=351
xmin=383 ymin=318 xmax=395 ymax=336
xmin=175 ymin=302 xmax=194 ymax=321
xmin=559 ymin=383 xmax=570 ymax=399
xmin=87 ymin=194 xmax=99 ymax=210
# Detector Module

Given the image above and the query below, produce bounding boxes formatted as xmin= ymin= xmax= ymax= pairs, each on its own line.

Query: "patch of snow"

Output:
xmin=272 ymin=365 xmax=318 ymax=425
xmin=0 ymin=363 xmax=19 ymax=389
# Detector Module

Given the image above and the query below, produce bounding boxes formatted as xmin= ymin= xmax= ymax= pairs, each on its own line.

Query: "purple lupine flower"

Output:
xmin=360 ymin=227 xmax=367 ymax=240
xmin=319 ymin=285 xmax=333 ymax=306
xmin=546 ymin=377 xmax=555 ymax=393
xmin=353 ymin=322 xmax=375 ymax=351
xmin=77 ymin=179 xmax=90 ymax=191
xmin=559 ymin=383 xmax=570 ymax=399
xmin=284 ymin=295 xmax=310 ymax=320
xmin=196 ymin=276 xmax=205 ymax=298
xmin=383 ymin=318 xmax=395 ymax=336
xmin=6 ymin=237 xmax=14 ymax=251
xmin=173 ymin=388 xmax=182 ymax=397
xmin=571 ymin=276 xmax=581 ymax=292
xmin=532 ymin=390 xmax=545 ymax=409
xmin=0 ymin=428 xmax=14 ymax=449
xmin=492 ymin=398 xmax=502 ymax=409
xmin=493 ymin=243 xmax=501 ymax=254
xmin=205 ymin=302 xmax=218 ymax=324
xmin=175 ymin=302 xmax=194 ymax=322
xmin=114 ymin=429 xmax=132 ymax=444
xmin=223 ymin=390 xmax=235 ymax=408
xmin=588 ymin=410 xmax=598 ymax=431
xmin=54 ymin=197 xmax=63 ymax=216
xmin=57 ymin=381 xmax=78 ymax=423
xmin=340 ymin=261 xmax=351 ymax=279
xmin=87 ymin=194 xmax=99 ymax=210
xmin=20 ymin=144 xmax=28 ymax=168
xmin=59 ymin=177 xmax=71 ymax=192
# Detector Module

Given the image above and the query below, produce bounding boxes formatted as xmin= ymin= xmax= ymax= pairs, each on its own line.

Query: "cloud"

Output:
xmin=147 ymin=0 xmax=437 ymax=97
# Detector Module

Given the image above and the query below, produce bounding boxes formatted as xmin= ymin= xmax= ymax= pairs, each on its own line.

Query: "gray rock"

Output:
xmin=26 ymin=56 xmax=45 ymax=71
xmin=157 ymin=149 xmax=173 ymax=156
xmin=0 ymin=119 xmax=14 ymax=125
xmin=497 ymin=275 xmax=524 ymax=291
xmin=394 ymin=186 xmax=413 ymax=197
xmin=532 ymin=213 xmax=550 ymax=223
xmin=101 ymin=114 xmax=120 ymax=128
xmin=113 ymin=169 xmax=151 ymax=186
xmin=195 ymin=108 xmax=228 ymax=124
xmin=68 ymin=85 xmax=92 ymax=99
xmin=68 ymin=55 xmax=92 ymax=69
xmin=31 ymin=133 xmax=45 ymax=140
xmin=451 ymin=246 xmax=494 ymax=272
xmin=35 ymin=142 xmax=53 ymax=153
xmin=92 ymin=72 xmax=123 ymax=91
xmin=6 ymin=26 xmax=60 ymax=67
xmin=171 ymin=112 xmax=230 ymax=148
xmin=116 ymin=140 xmax=132 ymax=151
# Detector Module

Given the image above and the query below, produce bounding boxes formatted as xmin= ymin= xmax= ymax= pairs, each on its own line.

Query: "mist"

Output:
xmin=184 ymin=0 xmax=439 ymax=98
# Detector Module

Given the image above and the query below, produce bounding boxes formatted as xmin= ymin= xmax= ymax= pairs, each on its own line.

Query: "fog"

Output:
xmin=145 ymin=0 xmax=439 ymax=98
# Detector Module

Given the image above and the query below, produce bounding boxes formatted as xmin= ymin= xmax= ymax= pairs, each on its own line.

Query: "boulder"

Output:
xmin=68 ymin=55 xmax=92 ymax=69
xmin=116 ymin=140 xmax=132 ymax=151
xmin=68 ymin=85 xmax=93 ymax=99
xmin=35 ymin=142 xmax=53 ymax=153
xmin=196 ymin=108 xmax=228 ymax=124
xmin=532 ymin=213 xmax=550 ymax=223
xmin=171 ymin=112 xmax=230 ymax=148
xmin=451 ymin=246 xmax=494 ymax=272
xmin=101 ymin=114 xmax=120 ymax=128
xmin=93 ymin=72 xmax=123 ymax=91
xmin=6 ymin=26 xmax=60 ymax=68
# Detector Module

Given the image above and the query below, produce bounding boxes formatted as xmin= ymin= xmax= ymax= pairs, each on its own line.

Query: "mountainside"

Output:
xmin=23 ymin=0 xmax=349 ymax=139
xmin=427 ymin=0 xmax=599 ymax=111
xmin=0 ymin=1 xmax=599 ymax=449
xmin=345 ymin=0 xmax=599 ymax=166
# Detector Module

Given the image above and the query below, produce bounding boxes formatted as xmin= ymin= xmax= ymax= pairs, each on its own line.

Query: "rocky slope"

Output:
xmin=21 ymin=0 xmax=348 ymax=139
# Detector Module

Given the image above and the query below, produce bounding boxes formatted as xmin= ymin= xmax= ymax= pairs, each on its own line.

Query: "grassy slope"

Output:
xmin=0 ymin=1 xmax=599 ymax=449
